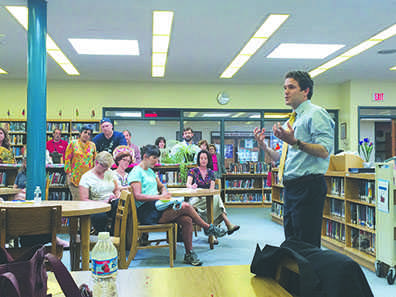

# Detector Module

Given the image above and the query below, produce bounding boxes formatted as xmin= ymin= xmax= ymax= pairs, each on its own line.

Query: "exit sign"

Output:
xmin=373 ymin=92 xmax=384 ymax=101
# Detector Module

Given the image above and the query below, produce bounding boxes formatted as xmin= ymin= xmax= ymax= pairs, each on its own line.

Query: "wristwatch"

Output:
xmin=292 ymin=139 xmax=304 ymax=151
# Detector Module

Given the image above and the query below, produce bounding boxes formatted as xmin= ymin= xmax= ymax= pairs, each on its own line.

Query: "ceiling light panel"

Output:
xmin=5 ymin=6 xmax=79 ymax=76
xmin=0 ymin=67 xmax=7 ymax=74
xmin=267 ymin=43 xmax=344 ymax=59
xmin=220 ymin=14 xmax=289 ymax=79
xmin=152 ymin=11 xmax=174 ymax=78
xmin=310 ymin=23 xmax=396 ymax=78
xmin=390 ymin=66 xmax=396 ymax=71
xmin=69 ymin=39 xmax=139 ymax=55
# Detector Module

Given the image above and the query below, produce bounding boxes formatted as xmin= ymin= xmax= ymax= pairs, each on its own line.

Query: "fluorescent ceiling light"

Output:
xmin=310 ymin=23 xmax=396 ymax=78
xmin=232 ymin=112 xmax=245 ymax=118
xmin=186 ymin=112 xmax=198 ymax=117
xmin=0 ymin=67 xmax=7 ymax=74
xmin=264 ymin=114 xmax=289 ymax=119
xmin=390 ymin=66 xmax=396 ymax=71
xmin=152 ymin=11 xmax=174 ymax=78
xmin=267 ymin=43 xmax=344 ymax=59
xmin=115 ymin=112 xmax=142 ymax=117
xmin=220 ymin=14 xmax=289 ymax=79
xmin=69 ymin=39 xmax=139 ymax=55
xmin=202 ymin=113 xmax=231 ymax=117
xmin=6 ymin=6 xmax=79 ymax=76
xmin=249 ymin=114 xmax=261 ymax=118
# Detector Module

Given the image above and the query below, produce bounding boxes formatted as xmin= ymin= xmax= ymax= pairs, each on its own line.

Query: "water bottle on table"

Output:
xmin=33 ymin=186 xmax=41 ymax=203
xmin=91 ymin=232 xmax=118 ymax=296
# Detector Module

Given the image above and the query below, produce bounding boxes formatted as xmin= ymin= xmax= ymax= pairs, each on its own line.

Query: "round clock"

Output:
xmin=216 ymin=92 xmax=230 ymax=105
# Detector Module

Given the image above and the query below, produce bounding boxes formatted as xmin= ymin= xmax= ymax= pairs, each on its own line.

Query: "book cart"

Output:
xmin=270 ymin=168 xmax=284 ymax=224
xmin=374 ymin=160 xmax=396 ymax=284
xmin=222 ymin=162 xmax=271 ymax=208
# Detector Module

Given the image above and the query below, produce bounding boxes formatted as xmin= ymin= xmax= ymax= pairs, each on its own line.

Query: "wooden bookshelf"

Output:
xmin=222 ymin=172 xmax=271 ymax=208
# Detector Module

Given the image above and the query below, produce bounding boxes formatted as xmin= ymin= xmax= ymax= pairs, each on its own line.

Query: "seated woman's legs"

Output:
xmin=91 ymin=213 xmax=109 ymax=233
xmin=158 ymin=203 xmax=210 ymax=229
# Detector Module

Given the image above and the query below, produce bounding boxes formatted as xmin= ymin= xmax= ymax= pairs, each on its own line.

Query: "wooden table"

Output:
xmin=168 ymin=188 xmax=220 ymax=249
xmin=0 ymin=200 xmax=110 ymax=271
xmin=0 ymin=188 xmax=20 ymax=199
xmin=48 ymin=265 xmax=292 ymax=297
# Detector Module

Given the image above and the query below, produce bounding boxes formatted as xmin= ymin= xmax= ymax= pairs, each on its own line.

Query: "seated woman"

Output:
xmin=128 ymin=144 xmax=226 ymax=266
xmin=13 ymin=157 xmax=27 ymax=200
xmin=79 ymin=151 xmax=120 ymax=234
xmin=0 ymin=127 xmax=15 ymax=164
xmin=187 ymin=150 xmax=240 ymax=244
xmin=113 ymin=145 xmax=135 ymax=191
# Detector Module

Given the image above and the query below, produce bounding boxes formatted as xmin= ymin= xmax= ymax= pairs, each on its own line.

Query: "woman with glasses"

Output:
xmin=113 ymin=145 xmax=134 ymax=191
xmin=79 ymin=151 xmax=120 ymax=233
xmin=65 ymin=125 xmax=97 ymax=201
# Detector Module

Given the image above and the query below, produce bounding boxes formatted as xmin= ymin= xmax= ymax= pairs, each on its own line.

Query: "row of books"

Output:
xmin=225 ymin=179 xmax=259 ymax=189
xmin=47 ymin=172 xmax=67 ymax=186
xmin=330 ymin=177 xmax=344 ymax=197
xmin=0 ymin=121 xmax=26 ymax=132
xmin=227 ymin=162 xmax=269 ymax=174
xmin=48 ymin=191 xmax=71 ymax=201
xmin=350 ymin=203 xmax=375 ymax=229
xmin=46 ymin=135 xmax=70 ymax=142
xmin=271 ymin=202 xmax=283 ymax=218
xmin=358 ymin=180 xmax=375 ymax=204
xmin=351 ymin=228 xmax=376 ymax=255
xmin=329 ymin=198 xmax=345 ymax=218
xmin=47 ymin=122 xmax=70 ymax=133
xmin=225 ymin=193 xmax=267 ymax=203
xmin=0 ymin=172 xmax=7 ymax=186
xmin=157 ymin=171 xmax=182 ymax=185
xmin=324 ymin=220 xmax=346 ymax=242
xmin=11 ymin=147 xmax=24 ymax=157
xmin=9 ymin=134 xmax=25 ymax=145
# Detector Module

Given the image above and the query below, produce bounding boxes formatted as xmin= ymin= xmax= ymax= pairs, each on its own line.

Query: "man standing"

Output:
xmin=93 ymin=118 xmax=127 ymax=154
xmin=46 ymin=128 xmax=68 ymax=161
xmin=254 ymin=71 xmax=334 ymax=247
xmin=122 ymin=129 xmax=141 ymax=163
xmin=171 ymin=127 xmax=200 ymax=162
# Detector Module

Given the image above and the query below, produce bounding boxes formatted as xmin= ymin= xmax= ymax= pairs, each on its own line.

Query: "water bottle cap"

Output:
xmin=98 ymin=232 xmax=110 ymax=240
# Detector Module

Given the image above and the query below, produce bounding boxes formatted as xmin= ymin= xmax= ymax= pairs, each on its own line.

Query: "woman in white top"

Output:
xmin=79 ymin=151 xmax=120 ymax=233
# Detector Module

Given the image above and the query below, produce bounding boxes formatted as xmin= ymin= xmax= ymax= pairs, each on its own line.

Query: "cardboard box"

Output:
xmin=328 ymin=154 xmax=363 ymax=172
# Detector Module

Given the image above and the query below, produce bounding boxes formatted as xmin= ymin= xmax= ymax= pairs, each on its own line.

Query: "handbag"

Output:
xmin=0 ymin=245 xmax=92 ymax=297
xmin=155 ymin=197 xmax=184 ymax=211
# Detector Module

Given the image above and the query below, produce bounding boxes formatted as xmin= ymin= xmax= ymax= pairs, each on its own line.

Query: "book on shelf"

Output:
xmin=271 ymin=202 xmax=283 ymax=217
xmin=351 ymin=228 xmax=376 ymax=255
xmin=225 ymin=193 xmax=262 ymax=203
xmin=358 ymin=180 xmax=375 ymax=204
xmin=325 ymin=220 xmax=345 ymax=242
xmin=348 ymin=167 xmax=375 ymax=173
xmin=0 ymin=172 xmax=7 ymax=186
xmin=228 ymin=161 xmax=269 ymax=174
xmin=350 ymin=203 xmax=375 ymax=229
xmin=329 ymin=198 xmax=345 ymax=218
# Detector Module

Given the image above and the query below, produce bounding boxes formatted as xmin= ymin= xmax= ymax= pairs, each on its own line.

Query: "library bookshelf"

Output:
xmin=0 ymin=119 xmax=100 ymax=161
xmin=270 ymin=155 xmax=377 ymax=271
xmin=222 ymin=173 xmax=271 ymax=208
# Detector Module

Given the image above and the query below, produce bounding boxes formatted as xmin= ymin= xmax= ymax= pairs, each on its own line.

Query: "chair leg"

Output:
xmin=168 ymin=228 xmax=174 ymax=268
xmin=173 ymin=224 xmax=177 ymax=260
xmin=193 ymin=224 xmax=198 ymax=237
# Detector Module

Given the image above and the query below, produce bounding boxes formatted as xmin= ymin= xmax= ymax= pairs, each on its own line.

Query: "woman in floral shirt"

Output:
xmin=65 ymin=125 xmax=96 ymax=200
xmin=186 ymin=150 xmax=239 ymax=244
xmin=0 ymin=127 xmax=15 ymax=164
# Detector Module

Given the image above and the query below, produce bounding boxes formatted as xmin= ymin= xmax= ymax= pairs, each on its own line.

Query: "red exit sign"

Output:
xmin=373 ymin=92 xmax=384 ymax=101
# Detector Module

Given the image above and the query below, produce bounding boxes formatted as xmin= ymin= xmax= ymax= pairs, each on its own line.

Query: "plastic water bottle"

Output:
xmin=33 ymin=186 xmax=41 ymax=203
xmin=91 ymin=232 xmax=118 ymax=296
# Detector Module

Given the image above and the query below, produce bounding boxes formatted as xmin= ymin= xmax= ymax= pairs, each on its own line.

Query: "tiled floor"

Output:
xmin=60 ymin=208 xmax=394 ymax=296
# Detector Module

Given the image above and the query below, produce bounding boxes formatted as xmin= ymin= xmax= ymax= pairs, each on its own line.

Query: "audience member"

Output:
xmin=113 ymin=145 xmax=134 ymax=191
xmin=79 ymin=151 xmax=120 ymax=234
xmin=0 ymin=127 xmax=15 ymax=163
xmin=208 ymin=144 xmax=225 ymax=178
xmin=155 ymin=136 xmax=166 ymax=149
xmin=170 ymin=127 xmax=200 ymax=162
xmin=64 ymin=125 xmax=96 ymax=201
xmin=198 ymin=139 xmax=209 ymax=151
xmin=46 ymin=128 xmax=68 ymax=161
xmin=122 ymin=129 xmax=141 ymax=163
xmin=128 ymin=144 xmax=226 ymax=266
xmin=186 ymin=150 xmax=239 ymax=244
xmin=13 ymin=157 xmax=27 ymax=200
xmin=93 ymin=118 xmax=127 ymax=154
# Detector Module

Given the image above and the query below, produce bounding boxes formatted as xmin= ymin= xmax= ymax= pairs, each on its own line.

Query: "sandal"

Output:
xmin=208 ymin=237 xmax=219 ymax=245
xmin=227 ymin=225 xmax=240 ymax=235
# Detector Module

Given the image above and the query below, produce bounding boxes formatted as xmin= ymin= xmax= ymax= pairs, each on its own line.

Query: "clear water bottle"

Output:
xmin=91 ymin=232 xmax=118 ymax=296
xmin=33 ymin=186 xmax=41 ymax=203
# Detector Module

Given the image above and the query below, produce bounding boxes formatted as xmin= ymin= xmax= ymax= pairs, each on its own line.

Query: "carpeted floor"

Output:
xmin=60 ymin=208 xmax=394 ymax=296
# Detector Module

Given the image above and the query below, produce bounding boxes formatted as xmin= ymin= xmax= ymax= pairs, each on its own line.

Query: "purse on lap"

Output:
xmin=0 ymin=245 xmax=92 ymax=297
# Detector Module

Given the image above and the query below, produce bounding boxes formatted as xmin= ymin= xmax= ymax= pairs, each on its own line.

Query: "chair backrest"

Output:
xmin=215 ymin=178 xmax=222 ymax=189
xmin=0 ymin=205 xmax=61 ymax=255
xmin=113 ymin=190 xmax=130 ymax=239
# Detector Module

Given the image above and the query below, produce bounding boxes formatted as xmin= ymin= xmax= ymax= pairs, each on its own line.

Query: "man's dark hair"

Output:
xmin=53 ymin=128 xmax=62 ymax=134
xmin=183 ymin=127 xmax=193 ymax=133
xmin=141 ymin=144 xmax=160 ymax=158
xmin=196 ymin=150 xmax=213 ymax=170
xmin=285 ymin=71 xmax=314 ymax=100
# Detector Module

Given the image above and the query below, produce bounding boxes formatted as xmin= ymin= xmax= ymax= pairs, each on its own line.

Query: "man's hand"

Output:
xmin=253 ymin=127 xmax=267 ymax=150
xmin=160 ymin=192 xmax=171 ymax=200
xmin=272 ymin=122 xmax=297 ymax=145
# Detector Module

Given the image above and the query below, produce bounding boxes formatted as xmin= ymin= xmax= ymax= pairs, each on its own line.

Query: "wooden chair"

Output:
xmin=71 ymin=190 xmax=130 ymax=269
xmin=127 ymin=191 xmax=176 ymax=267
xmin=0 ymin=205 xmax=63 ymax=259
